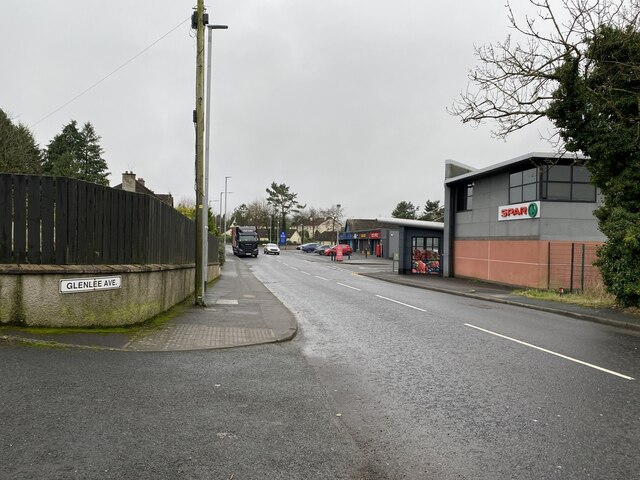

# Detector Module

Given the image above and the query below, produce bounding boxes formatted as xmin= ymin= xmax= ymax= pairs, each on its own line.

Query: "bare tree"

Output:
xmin=449 ymin=0 xmax=640 ymax=140
xmin=321 ymin=204 xmax=344 ymax=243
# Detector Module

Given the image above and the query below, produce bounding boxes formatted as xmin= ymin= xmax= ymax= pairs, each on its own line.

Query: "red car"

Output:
xmin=324 ymin=244 xmax=353 ymax=256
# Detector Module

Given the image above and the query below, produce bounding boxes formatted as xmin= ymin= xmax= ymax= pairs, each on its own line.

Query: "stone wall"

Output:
xmin=0 ymin=264 xmax=220 ymax=327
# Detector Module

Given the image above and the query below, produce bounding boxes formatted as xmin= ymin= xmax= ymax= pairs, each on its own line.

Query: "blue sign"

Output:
xmin=279 ymin=231 xmax=286 ymax=245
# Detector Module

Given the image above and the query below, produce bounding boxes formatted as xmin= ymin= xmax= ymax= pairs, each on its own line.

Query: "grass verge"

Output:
xmin=0 ymin=296 xmax=189 ymax=339
xmin=513 ymin=287 xmax=640 ymax=316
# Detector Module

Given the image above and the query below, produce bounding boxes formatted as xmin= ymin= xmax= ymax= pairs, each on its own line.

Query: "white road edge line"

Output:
xmin=464 ymin=323 xmax=635 ymax=381
xmin=337 ymin=282 xmax=361 ymax=291
xmin=375 ymin=295 xmax=427 ymax=312
xmin=300 ymin=271 xmax=311 ymax=275
xmin=315 ymin=276 xmax=329 ymax=281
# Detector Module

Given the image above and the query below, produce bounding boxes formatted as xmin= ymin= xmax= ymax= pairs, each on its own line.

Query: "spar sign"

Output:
xmin=498 ymin=201 xmax=540 ymax=221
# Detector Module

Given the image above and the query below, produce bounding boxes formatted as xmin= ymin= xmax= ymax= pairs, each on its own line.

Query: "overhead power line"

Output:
xmin=33 ymin=16 xmax=191 ymax=127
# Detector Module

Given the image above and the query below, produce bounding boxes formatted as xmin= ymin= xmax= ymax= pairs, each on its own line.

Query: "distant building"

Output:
xmin=112 ymin=171 xmax=174 ymax=207
xmin=342 ymin=218 xmax=444 ymax=274
xmin=342 ymin=219 xmax=396 ymax=256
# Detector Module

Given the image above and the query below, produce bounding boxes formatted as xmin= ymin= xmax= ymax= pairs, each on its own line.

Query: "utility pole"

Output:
xmin=193 ymin=0 xmax=205 ymax=306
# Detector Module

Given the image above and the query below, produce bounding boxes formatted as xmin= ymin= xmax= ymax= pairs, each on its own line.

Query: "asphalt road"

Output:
xmin=251 ymin=250 xmax=640 ymax=479
xmin=1 ymin=345 xmax=373 ymax=480
xmin=1 ymin=249 xmax=639 ymax=479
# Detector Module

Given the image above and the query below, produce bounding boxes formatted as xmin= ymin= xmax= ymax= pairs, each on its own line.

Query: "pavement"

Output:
xmin=2 ymin=251 xmax=639 ymax=351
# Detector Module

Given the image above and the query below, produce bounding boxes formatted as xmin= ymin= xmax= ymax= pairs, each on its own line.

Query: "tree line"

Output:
xmin=0 ymin=108 xmax=109 ymax=185
xmin=227 ymin=181 xmax=445 ymax=242
xmin=391 ymin=200 xmax=444 ymax=222
xmin=228 ymin=182 xmax=341 ymax=243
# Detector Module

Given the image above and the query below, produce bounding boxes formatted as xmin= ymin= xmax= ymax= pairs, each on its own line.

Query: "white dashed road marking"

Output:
xmin=375 ymin=295 xmax=426 ymax=312
xmin=465 ymin=323 xmax=635 ymax=380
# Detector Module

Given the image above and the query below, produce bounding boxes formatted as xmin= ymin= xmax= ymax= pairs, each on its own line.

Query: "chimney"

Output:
xmin=122 ymin=171 xmax=136 ymax=192
xmin=138 ymin=177 xmax=145 ymax=187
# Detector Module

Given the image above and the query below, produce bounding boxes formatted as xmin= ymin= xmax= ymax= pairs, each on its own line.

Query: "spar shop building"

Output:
xmin=443 ymin=152 xmax=605 ymax=290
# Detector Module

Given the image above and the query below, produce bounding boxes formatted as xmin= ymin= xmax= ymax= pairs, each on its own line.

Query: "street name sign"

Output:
xmin=59 ymin=276 xmax=122 ymax=294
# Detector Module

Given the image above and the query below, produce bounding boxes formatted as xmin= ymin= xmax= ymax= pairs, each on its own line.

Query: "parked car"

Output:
xmin=325 ymin=244 xmax=353 ymax=256
xmin=314 ymin=245 xmax=332 ymax=255
xmin=263 ymin=243 xmax=280 ymax=255
xmin=300 ymin=242 xmax=320 ymax=253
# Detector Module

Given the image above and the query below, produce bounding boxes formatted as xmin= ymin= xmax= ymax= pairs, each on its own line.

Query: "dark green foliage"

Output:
xmin=176 ymin=202 xmax=218 ymax=234
xmin=419 ymin=199 xmax=445 ymax=222
xmin=593 ymin=207 xmax=640 ymax=306
xmin=266 ymin=182 xmax=304 ymax=233
xmin=0 ymin=109 xmax=43 ymax=174
xmin=548 ymin=26 xmax=640 ymax=306
xmin=391 ymin=201 xmax=418 ymax=219
xmin=43 ymin=120 xmax=110 ymax=185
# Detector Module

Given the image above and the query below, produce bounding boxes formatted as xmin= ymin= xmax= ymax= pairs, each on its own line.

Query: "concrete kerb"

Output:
xmin=0 ymin=334 xmax=123 ymax=351
xmin=361 ymin=273 xmax=640 ymax=333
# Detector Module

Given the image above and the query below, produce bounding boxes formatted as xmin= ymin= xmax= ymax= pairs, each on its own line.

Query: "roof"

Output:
xmin=345 ymin=218 xmax=399 ymax=232
xmin=112 ymin=179 xmax=156 ymax=196
xmin=444 ymin=152 xmax=588 ymax=185
xmin=113 ymin=179 xmax=174 ymax=207
xmin=376 ymin=217 xmax=444 ymax=230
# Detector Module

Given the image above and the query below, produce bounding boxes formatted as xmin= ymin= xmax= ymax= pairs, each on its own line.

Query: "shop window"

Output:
xmin=509 ymin=163 xmax=596 ymax=203
xmin=572 ymin=183 xmax=597 ymax=201
xmin=509 ymin=167 xmax=539 ymax=204
xmin=456 ymin=182 xmax=473 ymax=211
xmin=411 ymin=237 xmax=441 ymax=275
xmin=541 ymin=164 xmax=596 ymax=202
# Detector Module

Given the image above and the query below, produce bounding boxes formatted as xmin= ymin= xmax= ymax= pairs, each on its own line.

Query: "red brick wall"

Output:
xmin=454 ymin=240 xmax=604 ymax=290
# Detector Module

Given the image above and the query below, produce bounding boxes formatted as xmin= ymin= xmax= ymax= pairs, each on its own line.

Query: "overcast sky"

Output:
xmin=2 ymin=0 xmax=555 ymax=219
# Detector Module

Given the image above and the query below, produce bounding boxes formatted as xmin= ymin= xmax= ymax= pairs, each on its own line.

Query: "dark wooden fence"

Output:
xmin=0 ymin=174 xmax=218 ymax=265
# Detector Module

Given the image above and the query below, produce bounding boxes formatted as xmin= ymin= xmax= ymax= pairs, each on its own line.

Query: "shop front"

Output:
xmin=369 ymin=218 xmax=444 ymax=275
xmin=340 ymin=230 xmax=385 ymax=256
xmin=341 ymin=219 xmax=402 ymax=258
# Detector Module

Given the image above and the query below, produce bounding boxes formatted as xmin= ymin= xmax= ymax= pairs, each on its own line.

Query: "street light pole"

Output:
xmin=218 ymin=191 xmax=224 ymax=231
xmin=203 ymin=23 xmax=228 ymax=295
xmin=336 ymin=204 xmax=342 ymax=244
xmin=223 ymin=176 xmax=231 ymax=247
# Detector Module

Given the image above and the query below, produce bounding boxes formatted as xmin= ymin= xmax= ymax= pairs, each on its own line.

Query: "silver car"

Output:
xmin=263 ymin=243 xmax=281 ymax=255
